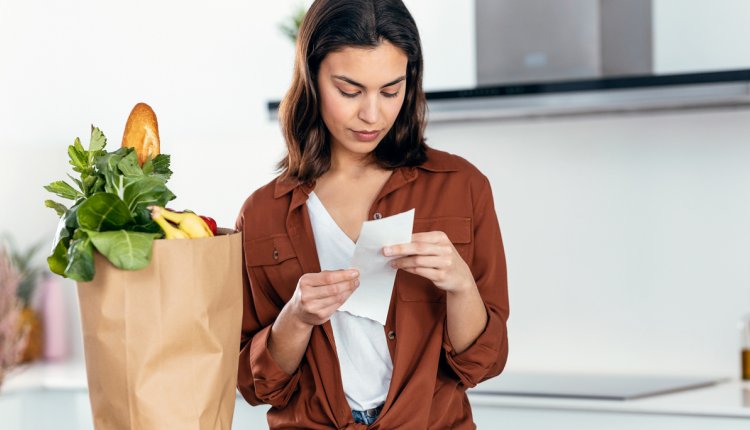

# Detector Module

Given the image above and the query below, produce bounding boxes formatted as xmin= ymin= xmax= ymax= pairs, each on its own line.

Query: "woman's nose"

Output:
xmin=357 ymin=95 xmax=380 ymax=124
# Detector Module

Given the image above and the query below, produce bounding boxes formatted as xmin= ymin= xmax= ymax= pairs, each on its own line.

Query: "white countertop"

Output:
xmin=1 ymin=361 xmax=88 ymax=393
xmin=3 ymin=361 xmax=750 ymax=419
xmin=469 ymin=379 xmax=750 ymax=419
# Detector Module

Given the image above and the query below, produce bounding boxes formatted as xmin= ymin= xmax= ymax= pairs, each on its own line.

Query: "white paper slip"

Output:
xmin=343 ymin=208 xmax=415 ymax=324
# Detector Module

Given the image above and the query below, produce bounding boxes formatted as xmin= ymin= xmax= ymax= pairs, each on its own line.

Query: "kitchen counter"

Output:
xmin=2 ymin=362 xmax=750 ymax=429
xmin=467 ymin=373 xmax=750 ymax=429
xmin=2 ymin=361 xmax=88 ymax=393
xmin=469 ymin=379 xmax=750 ymax=418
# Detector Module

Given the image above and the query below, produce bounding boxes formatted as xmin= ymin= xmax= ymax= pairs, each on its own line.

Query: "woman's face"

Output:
xmin=317 ymin=40 xmax=408 ymax=162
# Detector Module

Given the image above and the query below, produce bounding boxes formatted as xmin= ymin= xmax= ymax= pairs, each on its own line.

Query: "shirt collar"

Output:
xmin=272 ymin=147 xmax=458 ymax=199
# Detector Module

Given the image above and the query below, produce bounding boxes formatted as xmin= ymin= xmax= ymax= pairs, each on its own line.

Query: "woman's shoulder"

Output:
xmin=234 ymin=175 xmax=292 ymax=235
xmin=419 ymin=146 xmax=488 ymax=183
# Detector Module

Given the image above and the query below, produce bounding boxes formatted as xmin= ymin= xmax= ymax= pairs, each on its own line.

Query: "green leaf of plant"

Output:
xmin=85 ymin=230 xmax=160 ymax=271
xmin=89 ymin=126 xmax=107 ymax=152
xmin=67 ymin=144 xmax=87 ymax=171
xmin=122 ymin=176 xmax=176 ymax=213
xmin=64 ymin=200 xmax=82 ymax=231
xmin=150 ymin=154 xmax=172 ymax=181
xmin=117 ymin=149 xmax=143 ymax=177
xmin=44 ymin=180 xmax=82 ymax=200
xmin=77 ymin=193 xmax=133 ymax=231
xmin=74 ymin=136 xmax=85 ymax=153
xmin=64 ymin=230 xmax=95 ymax=282
xmin=47 ymin=239 xmax=69 ymax=277
xmin=94 ymin=147 xmax=119 ymax=173
xmin=97 ymin=147 xmax=135 ymax=197
xmin=46 ymin=202 xmax=82 ymax=277
xmin=130 ymin=206 xmax=163 ymax=234
xmin=44 ymin=200 xmax=68 ymax=217
xmin=67 ymin=174 xmax=84 ymax=192
xmin=91 ymin=176 xmax=106 ymax=195
xmin=141 ymin=158 xmax=154 ymax=175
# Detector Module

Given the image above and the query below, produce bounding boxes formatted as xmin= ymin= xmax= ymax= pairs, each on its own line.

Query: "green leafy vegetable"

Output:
xmin=43 ymin=126 xmax=176 ymax=281
xmin=64 ymin=230 xmax=94 ymax=282
xmin=77 ymin=193 xmax=134 ymax=231
xmin=44 ymin=181 xmax=82 ymax=200
xmin=123 ymin=177 xmax=175 ymax=213
xmin=47 ymin=239 xmax=69 ymax=277
xmin=44 ymin=200 xmax=68 ymax=217
xmin=148 ymin=154 xmax=173 ymax=182
xmin=85 ymin=230 xmax=160 ymax=271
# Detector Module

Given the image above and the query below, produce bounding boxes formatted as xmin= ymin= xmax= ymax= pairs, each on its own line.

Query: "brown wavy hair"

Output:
xmin=276 ymin=0 xmax=428 ymax=183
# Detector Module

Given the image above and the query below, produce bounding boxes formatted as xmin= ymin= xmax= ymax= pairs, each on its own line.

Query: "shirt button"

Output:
xmin=273 ymin=249 xmax=279 ymax=260
xmin=387 ymin=330 xmax=396 ymax=340
xmin=373 ymin=212 xmax=383 ymax=220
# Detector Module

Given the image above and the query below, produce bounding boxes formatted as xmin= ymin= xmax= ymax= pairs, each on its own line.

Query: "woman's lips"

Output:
xmin=351 ymin=129 xmax=381 ymax=142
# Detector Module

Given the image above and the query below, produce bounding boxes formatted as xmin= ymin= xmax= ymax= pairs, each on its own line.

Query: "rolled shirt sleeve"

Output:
xmin=442 ymin=174 xmax=510 ymax=388
xmin=236 ymin=214 xmax=302 ymax=408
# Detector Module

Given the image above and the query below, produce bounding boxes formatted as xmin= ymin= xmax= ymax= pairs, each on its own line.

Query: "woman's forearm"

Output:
xmin=446 ymin=281 xmax=488 ymax=354
xmin=268 ymin=303 xmax=315 ymax=375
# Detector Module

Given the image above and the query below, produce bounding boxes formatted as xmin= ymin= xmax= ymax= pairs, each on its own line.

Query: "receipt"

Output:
xmin=341 ymin=208 xmax=415 ymax=324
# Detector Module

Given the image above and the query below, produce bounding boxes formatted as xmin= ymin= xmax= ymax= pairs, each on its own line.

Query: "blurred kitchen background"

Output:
xmin=2 ymin=0 xmax=750 ymax=428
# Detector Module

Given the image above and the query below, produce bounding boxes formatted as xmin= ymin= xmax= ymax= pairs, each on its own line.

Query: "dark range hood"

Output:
xmin=424 ymin=69 xmax=750 ymax=122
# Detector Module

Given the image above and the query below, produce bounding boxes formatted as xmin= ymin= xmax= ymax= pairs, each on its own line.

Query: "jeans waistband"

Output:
xmin=356 ymin=403 xmax=383 ymax=417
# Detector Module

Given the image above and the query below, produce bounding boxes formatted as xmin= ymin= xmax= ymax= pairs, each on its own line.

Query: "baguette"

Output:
xmin=121 ymin=102 xmax=160 ymax=166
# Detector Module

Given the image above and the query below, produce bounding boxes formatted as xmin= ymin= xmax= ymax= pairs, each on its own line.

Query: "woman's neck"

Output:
xmin=328 ymin=147 xmax=380 ymax=179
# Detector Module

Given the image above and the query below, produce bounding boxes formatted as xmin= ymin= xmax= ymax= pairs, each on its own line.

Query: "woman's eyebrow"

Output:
xmin=333 ymin=75 xmax=406 ymax=89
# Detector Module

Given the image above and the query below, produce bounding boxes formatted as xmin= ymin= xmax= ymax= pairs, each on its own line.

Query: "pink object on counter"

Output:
xmin=41 ymin=273 xmax=67 ymax=361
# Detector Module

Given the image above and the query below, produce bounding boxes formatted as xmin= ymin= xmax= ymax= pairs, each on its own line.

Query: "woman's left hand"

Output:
xmin=384 ymin=231 xmax=475 ymax=294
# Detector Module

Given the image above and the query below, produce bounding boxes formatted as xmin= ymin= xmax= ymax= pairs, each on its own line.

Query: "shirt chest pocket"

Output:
xmin=245 ymin=234 xmax=302 ymax=304
xmin=397 ymin=216 xmax=473 ymax=303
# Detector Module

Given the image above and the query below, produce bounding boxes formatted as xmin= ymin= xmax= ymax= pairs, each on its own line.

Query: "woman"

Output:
xmin=236 ymin=0 xmax=509 ymax=428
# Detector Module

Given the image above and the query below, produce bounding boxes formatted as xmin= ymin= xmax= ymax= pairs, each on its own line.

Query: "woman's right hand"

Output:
xmin=268 ymin=269 xmax=359 ymax=375
xmin=289 ymin=269 xmax=360 ymax=326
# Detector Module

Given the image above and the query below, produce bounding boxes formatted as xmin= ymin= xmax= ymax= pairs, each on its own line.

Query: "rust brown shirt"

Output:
xmin=235 ymin=147 xmax=509 ymax=429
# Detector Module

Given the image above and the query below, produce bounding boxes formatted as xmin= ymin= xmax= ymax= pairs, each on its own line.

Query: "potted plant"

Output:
xmin=0 ymin=246 xmax=29 ymax=389
xmin=279 ymin=2 xmax=308 ymax=43
xmin=1 ymin=236 xmax=45 ymax=363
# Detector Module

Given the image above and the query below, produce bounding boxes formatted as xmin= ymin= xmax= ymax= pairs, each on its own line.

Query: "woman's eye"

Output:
xmin=339 ymin=90 xmax=359 ymax=98
xmin=382 ymin=91 xmax=400 ymax=98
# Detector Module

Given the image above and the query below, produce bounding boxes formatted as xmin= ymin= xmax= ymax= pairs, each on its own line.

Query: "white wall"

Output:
xmin=428 ymin=108 xmax=750 ymax=378
xmin=653 ymin=0 xmax=750 ymax=73
xmin=2 ymin=0 xmax=749 ymax=394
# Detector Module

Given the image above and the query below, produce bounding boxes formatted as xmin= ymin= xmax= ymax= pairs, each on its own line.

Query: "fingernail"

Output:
xmin=349 ymin=270 xmax=359 ymax=279
xmin=354 ymin=279 xmax=360 ymax=287
xmin=383 ymin=247 xmax=392 ymax=256
xmin=390 ymin=261 xmax=397 ymax=268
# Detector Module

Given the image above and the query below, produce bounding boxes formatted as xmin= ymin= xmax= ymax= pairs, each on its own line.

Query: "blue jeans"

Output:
xmin=351 ymin=403 xmax=384 ymax=425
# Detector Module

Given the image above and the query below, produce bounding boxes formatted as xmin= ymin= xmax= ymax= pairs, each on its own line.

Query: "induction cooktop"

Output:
xmin=468 ymin=372 xmax=725 ymax=401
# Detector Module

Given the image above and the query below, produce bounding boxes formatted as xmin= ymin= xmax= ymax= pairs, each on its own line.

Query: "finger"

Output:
xmin=384 ymin=242 xmax=451 ymax=257
xmin=411 ymin=231 xmax=450 ymax=244
xmin=302 ymin=269 xmax=359 ymax=287
xmin=392 ymin=255 xmax=449 ymax=270
xmin=312 ymin=289 xmax=357 ymax=320
xmin=312 ymin=286 xmax=357 ymax=310
xmin=400 ymin=266 xmax=442 ymax=282
xmin=303 ymin=278 xmax=359 ymax=301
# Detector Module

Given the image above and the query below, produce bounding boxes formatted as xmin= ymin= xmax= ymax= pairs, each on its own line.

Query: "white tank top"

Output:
xmin=305 ymin=191 xmax=393 ymax=411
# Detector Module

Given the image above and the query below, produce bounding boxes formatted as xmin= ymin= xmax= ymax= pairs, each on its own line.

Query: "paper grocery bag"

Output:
xmin=77 ymin=229 xmax=243 ymax=430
